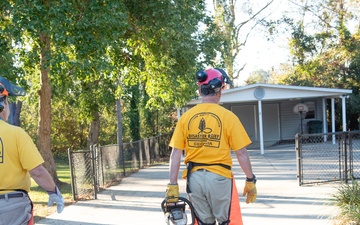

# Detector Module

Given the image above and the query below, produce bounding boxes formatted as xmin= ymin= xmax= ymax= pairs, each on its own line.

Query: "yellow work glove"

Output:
xmin=243 ymin=181 xmax=257 ymax=204
xmin=165 ymin=183 xmax=179 ymax=203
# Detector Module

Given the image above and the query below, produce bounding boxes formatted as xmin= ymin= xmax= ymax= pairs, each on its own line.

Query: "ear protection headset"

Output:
xmin=0 ymin=84 xmax=7 ymax=113
xmin=214 ymin=67 xmax=233 ymax=88
xmin=0 ymin=77 xmax=26 ymax=113
xmin=196 ymin=68 xmax=233 ymax=95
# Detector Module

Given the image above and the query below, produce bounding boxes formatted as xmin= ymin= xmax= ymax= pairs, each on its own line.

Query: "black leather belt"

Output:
xmin=186 ymin=162 xmax=232 ymax=193
xmin=0 ymin=193 xmax=26 ymax=199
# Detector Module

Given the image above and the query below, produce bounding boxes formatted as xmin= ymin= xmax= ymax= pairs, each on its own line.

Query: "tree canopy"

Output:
xmin=2 ymin=0 xmax=360 ymax=180
xmin=0 ymin=0 xmax=209 ymax=180
xmin=277 ymin=0 xmax=360 ymax=130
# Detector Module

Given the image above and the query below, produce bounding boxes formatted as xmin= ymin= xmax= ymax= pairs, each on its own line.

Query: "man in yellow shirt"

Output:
xmin=166 ymin=68 xmax=257 ymax=225
xmin=0 ymin=76 xmax=64 ymax=225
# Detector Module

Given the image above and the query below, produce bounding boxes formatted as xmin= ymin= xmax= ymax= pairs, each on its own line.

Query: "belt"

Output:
xmin=0 ymin=192 xmax=26 ymax=199
xmin=186 ymin=162 xmax=231 ymax=193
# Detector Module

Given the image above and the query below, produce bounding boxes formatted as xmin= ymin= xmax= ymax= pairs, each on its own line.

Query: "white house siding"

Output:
xmin=231 ymin=104 xmax=257 ymax=141
xmin=260 ymin=103 xmax=280 ymax=141
xmin=186 ymin=84 xmax=351 ymax=150
xmin=279 ymin=99 xmax=324 ymax=140
xmin=231 ymin=103 xmax=280 ymax=142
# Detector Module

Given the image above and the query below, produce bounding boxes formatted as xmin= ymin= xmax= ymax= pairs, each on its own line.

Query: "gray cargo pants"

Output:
xmin=188 ymin=169 xmax=231 ymax=225
xmin=0 ymin=191 xmax=32 ymax=225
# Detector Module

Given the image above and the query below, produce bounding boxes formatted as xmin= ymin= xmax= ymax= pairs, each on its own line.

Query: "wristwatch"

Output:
xmin=246 ymin=174 xmax=257 ymax=183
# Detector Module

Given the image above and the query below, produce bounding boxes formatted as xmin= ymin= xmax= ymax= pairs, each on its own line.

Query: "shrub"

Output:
xmin=332 ymin=179 xmax=360 ymax=225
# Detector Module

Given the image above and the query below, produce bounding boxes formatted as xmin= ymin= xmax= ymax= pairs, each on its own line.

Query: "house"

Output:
xmin=182 ymin=84 xmax=353 ymax=154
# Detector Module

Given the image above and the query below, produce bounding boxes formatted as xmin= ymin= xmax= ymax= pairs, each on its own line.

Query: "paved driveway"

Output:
xmin=36 ymin=144 xmax=339 ymax=225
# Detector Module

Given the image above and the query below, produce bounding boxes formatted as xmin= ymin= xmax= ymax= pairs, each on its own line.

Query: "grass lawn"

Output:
xmin=29 ymin=159 xmax=75 ymax=223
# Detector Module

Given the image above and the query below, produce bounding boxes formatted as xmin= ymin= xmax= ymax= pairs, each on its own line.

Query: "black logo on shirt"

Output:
xmin=187 ymin=112 xmax=222 ymax=148
xmin=198 ymin=118 xmax=212 ymax=134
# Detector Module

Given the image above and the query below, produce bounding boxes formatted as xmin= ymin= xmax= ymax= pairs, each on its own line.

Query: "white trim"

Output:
xmin=331 ymin=98 xmax=336 ymax=144
xmin=341 ymin=96 xmax=347 ymax=131
xmin=223 ymin=83 xmax=353 ymax=94
xmin=188 ymin=84 xmax=352 ymax=106
xmin=258 ymin=100 xmax=264 ymax=154
xmin=322 ymin=98 xmax=327 ymax=142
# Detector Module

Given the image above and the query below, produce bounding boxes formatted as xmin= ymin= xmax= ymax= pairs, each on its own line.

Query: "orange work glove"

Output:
xmin=165 ymin=183 xmax=179 ymax=203
xmin=243 ymin=181 xmax=257 ymax=204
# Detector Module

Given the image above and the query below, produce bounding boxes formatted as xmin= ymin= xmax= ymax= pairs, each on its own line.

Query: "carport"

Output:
xmin=182 ymin=84 xmax=353 ymax=154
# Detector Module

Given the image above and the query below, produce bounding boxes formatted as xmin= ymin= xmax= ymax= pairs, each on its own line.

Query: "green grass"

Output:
xmin=332 ymin=179 xmax=360 ymax=225
xmin=29 ymin=159 xmax=74 ymax=223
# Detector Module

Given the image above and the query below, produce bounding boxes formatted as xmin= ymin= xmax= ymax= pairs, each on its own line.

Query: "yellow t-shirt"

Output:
xmin=169 ymin=103 xmax=252 ymax=178
xmin=0 ymin=120 xmax=44 ymax=194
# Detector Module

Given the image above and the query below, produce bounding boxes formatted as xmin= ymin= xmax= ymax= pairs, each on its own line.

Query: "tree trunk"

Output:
xmin=117 ymin=98 xmax=125 ymax=175
xmin=129 ymin=85 xmax=140 ymax=141
xmin=87 ymin=110 xmax=100 ymax=148
xmin=37 ymin=32 xmax=60 ymax=184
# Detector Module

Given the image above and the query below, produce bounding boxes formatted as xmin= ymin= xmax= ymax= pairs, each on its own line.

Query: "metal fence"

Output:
xmin=68 ymin=133 xmax=172 ymax=200
xmin=295 ymin=131 xmax=360 ymax=186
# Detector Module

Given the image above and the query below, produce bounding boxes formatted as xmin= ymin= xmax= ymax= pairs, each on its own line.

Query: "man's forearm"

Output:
xmin=169 ymin=148 xmax=182 ymax=184
xmin=29 ymin=165 xmax=56 ymax=192
xmin=235 ymin=147 xmax=254 ymax=178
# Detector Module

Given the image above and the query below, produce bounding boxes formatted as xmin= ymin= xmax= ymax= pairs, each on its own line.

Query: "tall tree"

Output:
xmin=245 ymin=69 xmax=270 ymax=84
xmin=2 ymin=0 xmax=215 ymax=167
xmin=203 ymin=0 xmax=274 ymax=82
xmin=123 ymin=0 xmax=205 ymax=108
xmin=118 ymin=0 xmax=207 ymax=141
xmin=280 ymin=0 xmax=360 ymax=130
xmin=38 ymin=31 xmax=55 ymax=179
xmin=3 ymin=0 xmax=128 ymax=182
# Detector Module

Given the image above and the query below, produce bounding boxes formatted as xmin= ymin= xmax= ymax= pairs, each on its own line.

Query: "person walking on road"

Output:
xmin=166 ymin=68 xmax=257 ymax=225
xmin=0 ymin=76 xmax=64 ymax=225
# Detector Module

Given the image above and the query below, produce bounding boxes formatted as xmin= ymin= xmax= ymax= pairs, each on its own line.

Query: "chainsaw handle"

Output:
xmin=161 ymin=196 xmax=195 ymax=225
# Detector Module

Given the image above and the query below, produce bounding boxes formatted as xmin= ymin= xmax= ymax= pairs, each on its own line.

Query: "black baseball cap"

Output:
xmin=0 ymin=76 xmax=26 ymax=97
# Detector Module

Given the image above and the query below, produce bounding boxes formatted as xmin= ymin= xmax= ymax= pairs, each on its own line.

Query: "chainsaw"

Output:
xmin=161 ymin=196 xmax=195 ymax=225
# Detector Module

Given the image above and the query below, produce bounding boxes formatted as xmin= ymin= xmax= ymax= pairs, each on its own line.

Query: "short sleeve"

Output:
xmin=17 ymin=128 xmax=44 ymax=171
xmin=169 ymin=118 xmax=186 ymax=150
xmin=227 ymin=113 xmax=252 ymax=151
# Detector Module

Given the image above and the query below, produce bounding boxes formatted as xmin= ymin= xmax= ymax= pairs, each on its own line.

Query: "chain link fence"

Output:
xmin=68 ymin=133 xmax=172 ymax=200
xmin=67 ymin=149 xmax=95 ymax=200
xmin=296 ymin=131 xmax=360 ymax=186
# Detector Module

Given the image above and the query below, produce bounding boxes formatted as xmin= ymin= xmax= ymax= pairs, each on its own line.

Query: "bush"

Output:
xmin=332 ymin=179 xmax=360 ymax=225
